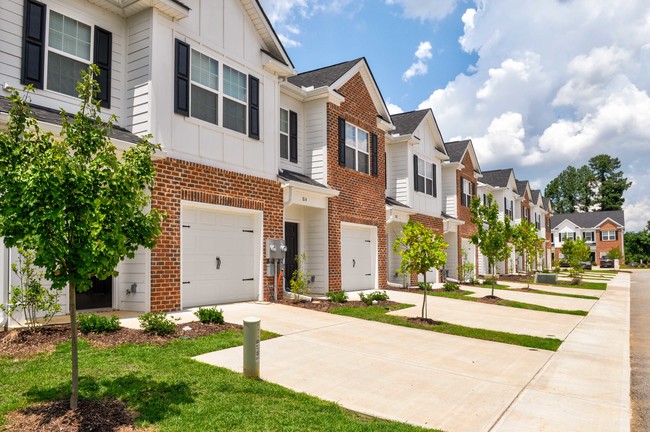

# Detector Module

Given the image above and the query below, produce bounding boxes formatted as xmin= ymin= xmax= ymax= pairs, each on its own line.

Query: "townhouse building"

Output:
xmin=530 ymin=189 xmax=551 ymax=268
xmin=442 ymin=140 xmax=481 ymax=281
xmin=551 ymin=210 xmax=625 ymax=266
xmin=385 ymin=109 xmax=447 ymax=286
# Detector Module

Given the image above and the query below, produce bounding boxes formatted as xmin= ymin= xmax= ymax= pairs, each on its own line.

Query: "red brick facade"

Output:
xmin=456 ymin=151 xmax=479 ymax=278
xmin=409 ymin=213 xmax=445 ymax=284
xmin=150 ymin=158 xmax=284 ymax=312
xmin=326 ymin=73 xmax=387 ymax=292
xmin=596 ymin=221 xmax=624 ymax=264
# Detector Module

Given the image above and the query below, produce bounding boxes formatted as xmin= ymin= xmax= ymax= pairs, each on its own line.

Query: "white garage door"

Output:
xmin=181 ymin=207 xmax=256 ymax=307
xmin=341 ymin=224 xmax=374 ymax=291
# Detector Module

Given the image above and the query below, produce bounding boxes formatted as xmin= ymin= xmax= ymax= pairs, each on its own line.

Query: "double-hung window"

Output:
xmin=561 ymin=232 xmax=576 ymax=242
xmin=279 ymin=108 xmax=298 ymax=163
xmin=223 ymin=65 xmax=247 ymax=133
xmin=414 ymin=156 xmax=436 ymax=196
xmin=535 ymin=213 xmax=541 ymax=229
xmin=583 ymin=231 xmax=594 ymax=242
xmin=344 ymin=123 xmax=369 ymax=174
xmin=461 ymin=178 xmax=473 ymax=207
xmin=190 ymin=50 xmax=219 ymax=125
xmin=601 ymin=230 xmax=616 ymax=241
xmin=21 ymin=2 xmax=113 ymax=107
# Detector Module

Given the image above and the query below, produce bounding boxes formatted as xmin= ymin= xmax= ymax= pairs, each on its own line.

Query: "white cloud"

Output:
xmin=387 ymin=102 xmax=404 ymax=115
xmin=472 ymin=112 xmax=526 ymax=166
xmin=386 ymin=0 xmax=459 ymax=21
xmin=403 ymin=41 xmax=433 ymax=81
xmin=623 ymin=198 xmax=650 ymax=232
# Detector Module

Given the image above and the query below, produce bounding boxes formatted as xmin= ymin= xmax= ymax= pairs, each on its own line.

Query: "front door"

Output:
xmin=285 ymin=222 xmax=299 ymax=290
xmin=77 ymin=276 xmax=113 ymax=310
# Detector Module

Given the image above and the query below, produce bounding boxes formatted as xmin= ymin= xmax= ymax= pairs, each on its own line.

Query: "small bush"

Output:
xmin=194 ymin=307 xmax=224 ymax=324
xmin=325 ymin=291 xmax=348 ymax=303
xmin=358 ymin=290 xmax=390 ymax=306
xmin=483 ymin=276 xmax=498 ymax=286
xmin=139 ymin=312 xmax=176 ymax=336
xmin=78 ymin=313 xmax=120 ymax=334
xmin=417 ymin=281 xmax=433 ymax=291
xmin=443 ymin=282 xmax=460 ymax=292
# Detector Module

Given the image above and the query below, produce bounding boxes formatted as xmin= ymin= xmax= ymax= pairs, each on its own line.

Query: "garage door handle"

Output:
xmin=216 ymin=257 xmax=221 ymax=270
xmin=352 ymin=259 xmax=356 ymax=268
xmin=365 ymin=273 xmax=371 ymax=276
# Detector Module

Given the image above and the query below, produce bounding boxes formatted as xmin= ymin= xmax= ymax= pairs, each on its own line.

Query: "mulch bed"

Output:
xmin=3 ymin=399 xmax=150 ymax=432
xmin=475 ymin=295 xmax=502 ymax=304
xmin=407 ymin=317 xmax=443 ymax=326
xmin=0 ymin=321 xmax=241 ymax=360
xmin=279 ymin=298 xmax=400 ymax=312
xmin=498 ymin=274 xmax=534 ymax=282
xmin=389 ymin=286 xmax=474 ymax=295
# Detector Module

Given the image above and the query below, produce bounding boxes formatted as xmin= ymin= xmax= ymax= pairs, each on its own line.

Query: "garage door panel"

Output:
xmin=182 ymin=207 xmax=257 ymax=308
xmin=341 ymin=225 xmax=374 ymax=291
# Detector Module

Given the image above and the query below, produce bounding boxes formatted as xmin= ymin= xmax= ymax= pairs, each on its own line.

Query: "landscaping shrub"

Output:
xmin=289 ymin=253 xmax=311 ymax=301
xmin=443 ymin=282 xmax=460 ymax=292
xmin=483 ymin=276 xmax=498 ymax=286
xmin=326 ymin=291 xmax=348 ymax=303
xmin=138 ymin=312 xmax=177 ymax=336
xmin=417 ymin=281 xmax=432 ymax=291
xmin=194 ymin=307 xmax=224 ymax=324
xmin=78 ymin=313 xmax=120 ymax=333
xmin=358 ymin=291 xmax=390 ymax=305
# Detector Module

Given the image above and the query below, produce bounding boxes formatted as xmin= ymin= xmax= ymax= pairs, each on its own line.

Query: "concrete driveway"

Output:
xmin=194 ymin=272 xmax=631 ymax=432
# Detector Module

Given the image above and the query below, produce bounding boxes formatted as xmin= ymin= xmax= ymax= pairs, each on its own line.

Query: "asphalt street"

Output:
xmin=630 ymin=270 xmax=650 ymax=431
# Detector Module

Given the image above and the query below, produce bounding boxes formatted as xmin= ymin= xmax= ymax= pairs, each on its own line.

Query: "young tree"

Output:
xmin=393 ymin=220 xmax=448 ymax=319
xmin=0 ymin=67 xmax=164 ymax=409
xmin=560 ymin=238 xmax=591 ymax=284
xmin=469 ymin=194 xmax=512 ymax=297
xmin=511 ymin=220 xmax=544 ymax=288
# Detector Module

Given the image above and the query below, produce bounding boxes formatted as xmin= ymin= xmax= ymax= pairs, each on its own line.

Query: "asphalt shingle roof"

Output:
xmin=278 ymin=169 xmax=329 ymax=189
xmin=516 ymin=180 xmax=530 ymax=198
xmin=531 ymin=189 xmax=542 ymax=204
xmin=287 ymin=58 xmax=362 ymax=89
xmin=391 ymin=109 xmax=429 ymax=136
xmin=0 ymin=97 xmax=140 ymax=144
xmin=444 ymin=140 xmax=471 ymax=163
xmin=551 ymin=210 xmax=625 ymax=229
xmin=481 ymin=169 xmax=515 ymax=189
xmin=385 ymin=196 xmax=411 ymax=208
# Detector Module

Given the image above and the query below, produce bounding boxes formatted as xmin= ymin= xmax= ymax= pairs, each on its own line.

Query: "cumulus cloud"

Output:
xmin=386 ymin=0 xmax=459 ymax=21
xmin=623 ymin=198 xmax=650 ymax=231
xmin=386 ymin=102 xmax=404 ymax=115
xmin=472 ymin=112 xmax=526 ymax=166
xmin=403 ymin=41 xmax=433 ymax=81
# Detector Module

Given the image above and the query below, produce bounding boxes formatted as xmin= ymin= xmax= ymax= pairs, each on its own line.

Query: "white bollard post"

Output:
xmin=243 ymin=317 xmax=260 ymax=378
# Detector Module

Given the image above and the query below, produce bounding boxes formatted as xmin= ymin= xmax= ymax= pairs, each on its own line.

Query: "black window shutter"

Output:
xmin=615 ymin=230 xmax=619 ymax=241
xmin=371 ymin=133 xmax=378 ymax=177
xmin=338 ymin=117 xmax=346 ymax=166
xmin=413 ymin=155 xmax=419 ymax=192
xmin=21 ymin=0 xmax=46 ymax=88
xmin=600 ymin=231 xmax=603 ymax=241
xmin=504 ymin=197 xmax=507 ymax=212
xmin=174 ymin=39 xmax=190 ymax=116
xmin=573 ymin=232 xmax=576 ymax=240
xmin=93 ymin=27 xmax=112 ymax=108
xmin=289 ymin=110 xmax=297 ymax=163
xmin=248 ymin=75 xmax=260 ymax=139
xmin=432 ymin=164 xmax=437 ymax=197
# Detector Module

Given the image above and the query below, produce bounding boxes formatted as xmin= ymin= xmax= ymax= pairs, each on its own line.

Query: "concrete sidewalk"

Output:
xmin=458 ymin=285 xmax=597 ymax=311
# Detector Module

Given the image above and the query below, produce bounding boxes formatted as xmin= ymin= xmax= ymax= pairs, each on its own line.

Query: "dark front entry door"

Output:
xmin=77 ymin=276 xmax=113 ymax=310
xmin=285 ymin=222 xmax=299 ymax=290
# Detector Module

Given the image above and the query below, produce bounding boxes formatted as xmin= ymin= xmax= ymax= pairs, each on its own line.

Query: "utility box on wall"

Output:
xmin=266 ymin=239 xmax=287 ymax=260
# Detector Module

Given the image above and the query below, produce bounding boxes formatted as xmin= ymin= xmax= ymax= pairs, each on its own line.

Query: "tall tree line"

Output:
xmin=544 ymin=154 xmax=631 ymax=214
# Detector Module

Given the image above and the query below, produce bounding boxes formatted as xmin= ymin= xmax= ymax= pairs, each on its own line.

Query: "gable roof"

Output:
xmin=481 ymin=169 xmax=516 ymax=190
xmin=531 ymin=189 xmax=542 ymax=204
xmin=391 ymin=109 xmax=429 ymax=136
xmin=550 ymin=210 xmax=625 ymax=230
xmin=444 ymin=140 xmax=470 ymax=163
xmin=287 ymin=58 xmax=360 ymax=89
xmin=516 ymin=180 xmax=530 ymax=199
xmin=543 ymin=197 xmax=552 ymax=212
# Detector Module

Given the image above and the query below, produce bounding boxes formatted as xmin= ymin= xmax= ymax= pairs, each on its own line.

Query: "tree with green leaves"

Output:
xmin=560 ymin=238 xmax=591 ymax=284
xmin=588 ymin=154 xmax=631 ymax=211
xmin=511 ymin=220 xmax=544 ymax=288
xmin=625 ymin=229 xmax=650 ymax=264
xmin=0 ymin=66 xmax=164 ymax=409
xmin=393 ymin=220 xmax=448 ymax=319
xmin=469 ymin=194 xmax=512 ymax=296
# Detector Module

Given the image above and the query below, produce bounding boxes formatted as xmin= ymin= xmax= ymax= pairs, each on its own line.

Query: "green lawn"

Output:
xmin=485 ymin=285 xmax=599 ymax=300
xmin=331 ymin=304 xmax=562 ymax=352
xmin=550 ymin=280 xmax=608 ymax=290
xmin=423 ymin=290 xmax=589 ymax=316
xmin=0 ymin=330 xmax=432 ymax=432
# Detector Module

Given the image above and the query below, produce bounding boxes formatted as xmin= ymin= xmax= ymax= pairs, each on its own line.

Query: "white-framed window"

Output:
xmin=223 ymin=65 xmax=247 ymax=134
xmin=280 ymin=108 xmax=289 ymax=160
xmin=345 ymin=123 xmax=369 ymax=174
xmin=47 ymin=11 xmax=91 ymax=97
xmin=503 ymin=197 xmax=514 ymax=219
xmin=602 ymin=230 xmax=616 ymax=241
xmin=461 ymin=178 xmax=473 ymax=206
xmin=561 ymin=232 xmax=576 ymax=241
xmin=416 ymin=159 xmax=436 ymax=196
xmin=583 ymin=231 xmax=595 ymax=242
xmin=535 ymin=213 xmax=541 ymax=229
xmin=524 ymin=207 xmax=529 ymax=221
xmin=190 ymin=49 xmax=219 ymax=125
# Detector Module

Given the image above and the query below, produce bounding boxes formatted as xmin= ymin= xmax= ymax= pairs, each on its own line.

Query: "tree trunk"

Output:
xmin=491 ymin=268 xmax=496 ymax=297
xmin=421 ymin=273 xmax=428 ymax=320
xmin=69 ymin=283 xmax=78 ymax=410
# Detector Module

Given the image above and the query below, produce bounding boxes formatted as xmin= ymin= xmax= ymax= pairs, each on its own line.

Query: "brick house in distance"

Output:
xmin=442 ymin=140 xmax=481 ymax=281
xmin=282 ymin=58 xmax=393 ymax=293
xmin=551 ymin=210 xmax=625 ymax=266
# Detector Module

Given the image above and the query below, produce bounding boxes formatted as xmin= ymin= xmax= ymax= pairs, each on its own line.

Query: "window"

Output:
xmin=280 ymin=109 xmax=297 ymax=162
xmin=415 ymin=157 xmax=436 ymax=196
xmin=223 ymin=65 xmax=247 ymax=133
xmin=190 ymin=50 xmax=219 ymax=125
xmin=601 ymin=230 xmax=616 ymax=241
xmin=344 ymin=123 xmax=369 ymax=174
xmin=524 ymin=207 xmax=529 ymax=221
xmin=583 ymin=231 xmax=594 ymax=242
xmin=561 ymin=232 xmax=576 ymax=241
xmin=461 ymin=178 xmax=473 ymax=207
xmin=503 ymin=198 xmax=513 ymax=219
xmin=47 ymin=11 xmax=91 ymax=97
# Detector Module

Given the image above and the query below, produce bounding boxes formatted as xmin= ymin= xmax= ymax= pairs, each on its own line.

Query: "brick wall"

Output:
xmin=456 ymin=151 xmax=479 ymax=277
xmin=326 ymin=72 xmax=387 ymax=291
xmin=150 ymin=158 xmax=283 ymax=311
xmin=596 ymin=221 xmax=624 ymax=264
xmin=409 ymin=213 xmax=444 ymax=284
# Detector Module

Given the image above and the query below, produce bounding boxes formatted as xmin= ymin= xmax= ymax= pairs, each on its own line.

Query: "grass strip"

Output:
xmin=331 ymin=304 xmax=562 ymax=351
xmin=551 ymin=281 xmax=607 ymax=290
xmin=425 ymin=290 xmax=589 ymax=316
xmin=484 ymin=285 xmax=599 ymax=300
xmin=0 ymin=330 xmax=432 ymax=432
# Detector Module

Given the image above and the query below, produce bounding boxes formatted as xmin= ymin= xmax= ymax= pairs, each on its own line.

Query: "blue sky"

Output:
xmin=260 ymin=0 xmax=650 ymax=231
